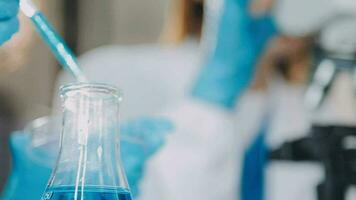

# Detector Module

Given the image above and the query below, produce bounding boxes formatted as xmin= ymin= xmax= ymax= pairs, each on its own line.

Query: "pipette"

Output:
xmin=19 ymin=0 xmax=87 ymax=82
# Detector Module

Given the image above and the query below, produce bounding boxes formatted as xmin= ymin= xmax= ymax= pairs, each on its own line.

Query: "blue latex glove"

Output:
xmin=121 ymin=117 xmax=174 ymax=197
xmin=0 ymin=0 xmax=19 ymax=45
xmin=192 ymin=0 xmax=276 ymax=108
xmin=0 ymin=117 xmax=173 ymax=200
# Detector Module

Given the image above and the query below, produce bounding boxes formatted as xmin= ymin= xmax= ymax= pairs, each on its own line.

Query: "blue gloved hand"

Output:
xmin=0 ymin=132 xmax=54 ymax=200
xmin=121 ymin=117 xmax=174 ymax=198
xmin=1 ymin=117 xmax=173 ymax=200
xmin=192 ymin=0 xmax=276 ymax=108
xmin=0 ymin=0 xmax=19 ymax=45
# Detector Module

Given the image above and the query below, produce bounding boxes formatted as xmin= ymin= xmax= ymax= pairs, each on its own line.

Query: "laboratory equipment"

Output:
xmin=19 ymin=0 xmax=86 ymax=82
xmin=273 ymin=0 xmax=356 ymax=110
xmin=0 ymin=0 xmax=19 ymax=45
xmin=40 ymin=83 xmax=132 ymax=200
xmin=270 ymin=125 xmax=356 ymax=200
xmin=266 ymin=1 xmax=356 ymax=199
xmin=304 ymin=17 xmax=356 ymax=110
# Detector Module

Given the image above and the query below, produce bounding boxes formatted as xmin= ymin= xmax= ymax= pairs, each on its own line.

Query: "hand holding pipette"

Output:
xmin=1 ymin=1 xmax=173 ymax=199
xmin=20 ymin=0 xmax=87 ymax=82
xmin=0 ymin=0 xmax=19 ymax=45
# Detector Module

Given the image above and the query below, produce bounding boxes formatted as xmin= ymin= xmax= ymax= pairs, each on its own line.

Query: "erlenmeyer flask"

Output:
xmin=41 ymin=83 xmax=132 ymax=200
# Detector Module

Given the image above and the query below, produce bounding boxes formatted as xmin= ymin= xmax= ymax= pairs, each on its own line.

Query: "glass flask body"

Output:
xmin=41 ymin=83 xmax=132 ymax=200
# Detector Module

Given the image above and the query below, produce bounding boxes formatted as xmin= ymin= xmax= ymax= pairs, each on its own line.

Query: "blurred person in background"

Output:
xmin=55 ymin=0 xmax=278 ymax=199
xmin=240 ymin=35 xmax=314 ymax=200
xmin=138 ymin=1 xmax=318 ymax=200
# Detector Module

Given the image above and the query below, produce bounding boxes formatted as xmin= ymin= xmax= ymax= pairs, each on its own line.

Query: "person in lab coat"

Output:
xmin=138 ymin=0 xmax=276 ymax=199
xmin=53 ymin=0 xmax=276 ymax=199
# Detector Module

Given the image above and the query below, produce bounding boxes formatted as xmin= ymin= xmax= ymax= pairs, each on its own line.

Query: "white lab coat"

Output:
xmin=139 ymin=74 xmax=356 ymax=200
xmin=53 ymin=40 xmax=201 ymax=121
xmin=139 ymin=98 xmax=241 ymax=200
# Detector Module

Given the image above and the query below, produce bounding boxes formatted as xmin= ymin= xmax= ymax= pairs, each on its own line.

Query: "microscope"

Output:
xmin=270 ymin=0 xmax=356 ymax=199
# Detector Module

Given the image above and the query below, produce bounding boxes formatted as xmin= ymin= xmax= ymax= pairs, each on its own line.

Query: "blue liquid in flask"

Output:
xmin=42 ymin=186 xmax=132 ymax=200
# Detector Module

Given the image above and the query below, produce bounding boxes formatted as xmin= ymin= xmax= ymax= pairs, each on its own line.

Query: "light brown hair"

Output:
xmin=160 ymin=0 xmax=204 ymax=44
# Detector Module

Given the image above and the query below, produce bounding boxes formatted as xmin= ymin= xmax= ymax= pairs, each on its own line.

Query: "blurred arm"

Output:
xmin=192 ymin=0 xmax=276 ymax=109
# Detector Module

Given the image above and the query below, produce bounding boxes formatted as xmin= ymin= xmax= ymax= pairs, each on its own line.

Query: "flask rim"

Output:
xmin=60 ymin=82 xmax=122 ymax=101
